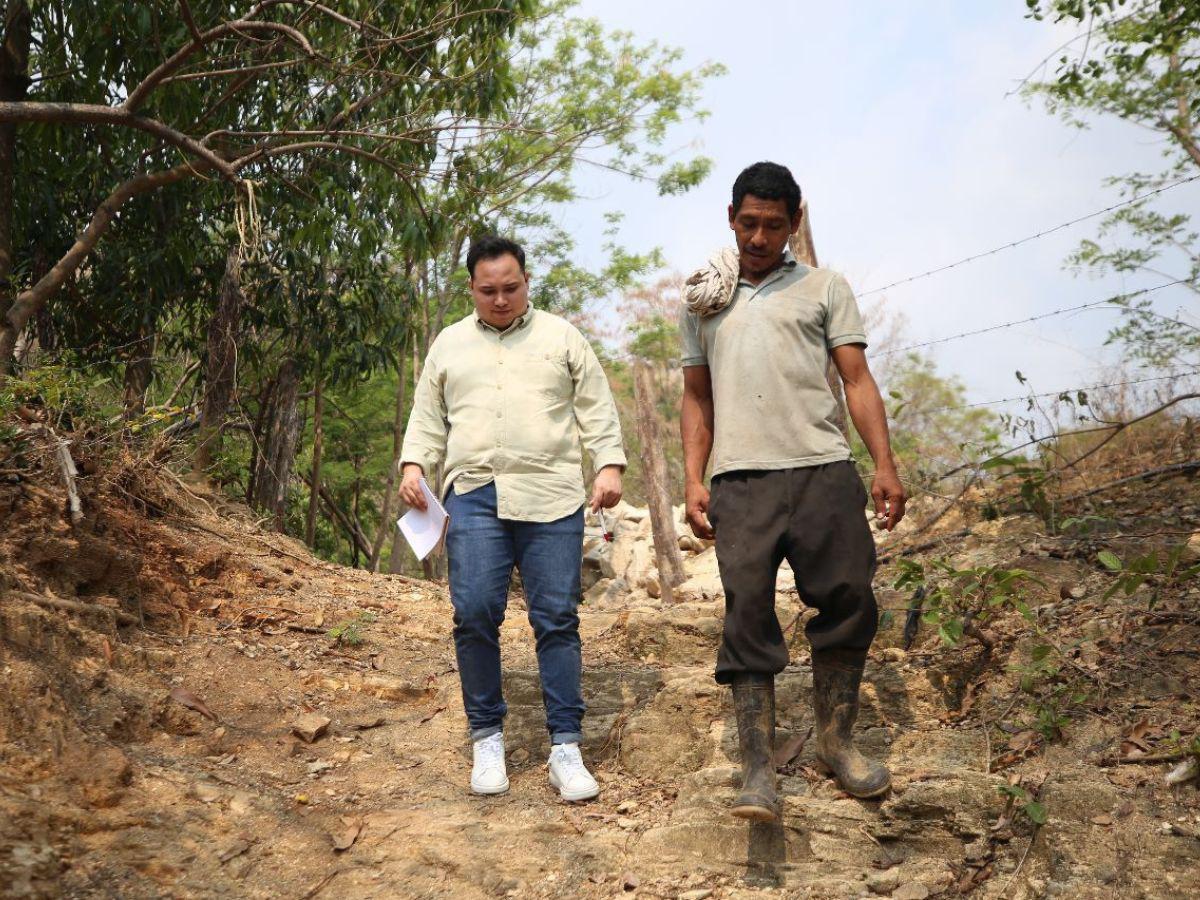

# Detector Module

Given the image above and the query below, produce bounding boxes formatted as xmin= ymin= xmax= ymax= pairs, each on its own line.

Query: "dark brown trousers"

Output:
xmin=709 ymin=461 xmax=878 ymax=685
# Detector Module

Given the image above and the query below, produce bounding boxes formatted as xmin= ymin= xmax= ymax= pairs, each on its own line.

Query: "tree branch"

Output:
xmin=124 ymin=19 xmax=314 ymax=113
xmin=5 ymin=160 xmax=212 ymax=330
xmin=0 ymin=101 xmax=236 ymax=178
xmin=178 ymin=0 xmax=203 ymax=43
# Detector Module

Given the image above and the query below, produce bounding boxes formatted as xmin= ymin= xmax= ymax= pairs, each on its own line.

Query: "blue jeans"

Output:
xmin=444 ymin=482 xmax=585 ymax=745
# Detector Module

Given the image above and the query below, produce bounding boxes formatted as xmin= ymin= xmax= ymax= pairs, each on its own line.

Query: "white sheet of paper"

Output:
xmin=397 ymin=478 xmax=449 ymax=561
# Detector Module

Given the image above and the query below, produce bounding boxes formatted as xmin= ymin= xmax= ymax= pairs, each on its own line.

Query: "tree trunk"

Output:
xmin=0 ymin=1 xmax=30 ymax=373
xmin=369 ymin=334 xmax=410 ymax=571
xmin=252 ymin=357 xmax=301 ymax=532
xmin=351 ymin=462 xmax=362 ymax=568
xmin=633 ymin=359 xmax=686 ymax=602
xmin=304 ymin=371 xmax=324 ymax=548
xmin=121 ymin=324 xmax=156 ymax=419
xmin=245 ymin=374 xmax=275 ymax=505
xmin=193 ymin=243 xmax=243 ymax=471
xmin=788 ymin=201 xmax=852 ymax=444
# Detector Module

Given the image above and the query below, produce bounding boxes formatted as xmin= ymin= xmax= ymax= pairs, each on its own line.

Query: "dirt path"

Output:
xmin=2 ymin=479 xmax=1199 ymax=898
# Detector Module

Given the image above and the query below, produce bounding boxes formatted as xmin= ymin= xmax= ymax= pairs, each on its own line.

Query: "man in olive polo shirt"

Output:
xmin=400 ymin=234 xmax=626 ymax=801
xmin=680 ymin=162 xmax=906 ymax=821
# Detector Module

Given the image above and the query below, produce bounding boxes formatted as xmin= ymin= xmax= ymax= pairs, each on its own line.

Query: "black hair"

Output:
xmin=466 ymin=234 xmax=526 ymax=278
xmin=731 ymin=162 xmax=801 ymax=218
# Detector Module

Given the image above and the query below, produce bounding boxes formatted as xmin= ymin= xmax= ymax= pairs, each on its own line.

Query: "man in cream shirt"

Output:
xmin=400 ymin=235 xmax=626 ymax=801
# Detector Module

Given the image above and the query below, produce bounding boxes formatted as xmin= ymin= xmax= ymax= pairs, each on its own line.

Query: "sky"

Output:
xmin=560 ymin=1 xmax=1200 ymax=420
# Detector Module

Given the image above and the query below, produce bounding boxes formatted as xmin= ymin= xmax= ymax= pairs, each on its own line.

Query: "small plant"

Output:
xmin=1098 ymin=546 xmax=1200 ymax=607
xmin=999 ymin=780 xmax=1048 ymax=826
xmin=982 ymin=453 xmax=1057 ymax=531
xmin=1058 ymin=514 xmax=1113 ymax=535
xmin=326 ymin=612 xmax=376 ymax=647
xmin=894 ymin=558 xmax=1037 ymax=648
xmin=1008 ymin=643 xmax=1091 ymax=743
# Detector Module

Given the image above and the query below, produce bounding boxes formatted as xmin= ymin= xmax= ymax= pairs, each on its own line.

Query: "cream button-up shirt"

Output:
xmin=400 ymin=307 xmax=627 ymax=523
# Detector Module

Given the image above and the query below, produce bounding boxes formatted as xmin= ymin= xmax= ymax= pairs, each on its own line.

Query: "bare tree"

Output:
xmin=633 ymin=359 xmax=686 ymax=601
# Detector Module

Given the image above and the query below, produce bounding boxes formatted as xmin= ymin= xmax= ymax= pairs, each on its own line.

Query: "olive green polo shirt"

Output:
xmin=679 ymin=255 xmax=867 ymax=478
xmin=401 ymin=307 xmax=627 ymax=522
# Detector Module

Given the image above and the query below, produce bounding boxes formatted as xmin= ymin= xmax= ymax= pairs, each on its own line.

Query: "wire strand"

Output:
xmin=857 ymin=173 xmax=1200 ymax=297
xmin=917 ymin=371 xmax=1200 ymax=415
xmin=873 ymin=279 xmax=1190 ymax=357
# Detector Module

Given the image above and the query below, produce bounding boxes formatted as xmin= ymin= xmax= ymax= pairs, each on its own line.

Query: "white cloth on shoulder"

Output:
xmin=683 ymin=247 xmax=740 ymax=318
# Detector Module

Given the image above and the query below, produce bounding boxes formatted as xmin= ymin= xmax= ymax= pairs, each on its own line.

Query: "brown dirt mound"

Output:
xmin=1 ymin=427 xmax=1198 ymax=898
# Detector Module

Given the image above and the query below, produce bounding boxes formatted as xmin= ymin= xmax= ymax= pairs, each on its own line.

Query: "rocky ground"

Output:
xmin=2 ymin=448 xmax=1199 ymax=898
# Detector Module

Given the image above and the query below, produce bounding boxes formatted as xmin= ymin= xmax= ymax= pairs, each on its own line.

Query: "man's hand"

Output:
xmin=590 ymin=465 xmax=623 ymax=513
xmin=685 ymin=480 xmax=714 ymax=540
xmin=871 ymin=467 xmax=907 ymax=531
xmin=399 ymin=463 xmax=427 ymax=511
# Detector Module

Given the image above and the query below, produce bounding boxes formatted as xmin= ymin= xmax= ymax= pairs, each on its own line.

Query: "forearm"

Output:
xmin=843 ymin=375 xmax=896 ymax=474
xmin=681 ymin=390 xmax=714 ymax=486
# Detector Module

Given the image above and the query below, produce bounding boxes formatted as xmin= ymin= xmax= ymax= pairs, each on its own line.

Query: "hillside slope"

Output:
xmin=1 ymin=438 xmax=1198 ymax=899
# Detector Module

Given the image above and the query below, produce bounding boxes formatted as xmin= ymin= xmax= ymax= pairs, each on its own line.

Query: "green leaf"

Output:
xmin=1024 ymin=801 xmax=1048 ymax=825
xmin=1097 ymin=550 xmax=1122 ymax=571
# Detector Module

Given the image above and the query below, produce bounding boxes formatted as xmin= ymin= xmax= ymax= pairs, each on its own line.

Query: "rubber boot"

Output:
xmin=812 ymin=649 xmax=891 ymax=798
xmin=730 ymin=673 xmax=780 ymax=821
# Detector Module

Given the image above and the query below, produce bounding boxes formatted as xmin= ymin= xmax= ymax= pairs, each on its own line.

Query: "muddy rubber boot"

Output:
xmin=730 ymin=673 xmax=780 ymax=822
xmin=812 ymin=649 xmax=891 ymax=798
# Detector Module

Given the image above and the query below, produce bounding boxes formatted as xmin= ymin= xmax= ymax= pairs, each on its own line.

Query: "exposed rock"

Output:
xmin=291 ymin=712 xmax=331 ymax=743
xmin=867 ymin=868 xmax=901 ymax=893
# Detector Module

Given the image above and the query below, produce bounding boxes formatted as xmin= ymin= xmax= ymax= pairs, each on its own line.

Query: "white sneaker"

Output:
xmin=470 ymin=732 xmax=509 ymax=795
xmin=548 ymin=742 xmax=599 ymax=801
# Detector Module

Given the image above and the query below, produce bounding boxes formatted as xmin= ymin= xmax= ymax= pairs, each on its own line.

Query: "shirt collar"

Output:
xmin=475 ymin=306 xmax=533 ymax=335
xmin=738 ymin=249 xmax=798 ymax=288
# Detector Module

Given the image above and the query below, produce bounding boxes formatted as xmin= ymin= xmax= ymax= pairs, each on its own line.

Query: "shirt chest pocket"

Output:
xmin=518 ymin=349 xmax=571 ymax=400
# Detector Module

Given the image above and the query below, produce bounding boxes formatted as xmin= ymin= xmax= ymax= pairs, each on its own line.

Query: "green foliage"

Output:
xmin=893 ymin=558 xmax=1037 ymax=647
xmin=326 ymin=612 xmax=377 ymax=648
xmin=982 ymin=453 xmax=1057 ymax=530
xmin=1025 ymin=0 xmax=1200 ymax=369
xmin=10 ymin=0 xmax=722 ymax=567
xmin=1097 ymin=545 xmax=1200 ymax=606
xmin=999 ymin=781 xmax=1048 ymax=826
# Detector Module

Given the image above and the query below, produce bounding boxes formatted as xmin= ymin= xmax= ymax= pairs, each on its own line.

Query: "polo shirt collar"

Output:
xmin=738 ymin=249 xmax=799 ymax=289
xmin=475 ymin=306 xmax=534 ymax=335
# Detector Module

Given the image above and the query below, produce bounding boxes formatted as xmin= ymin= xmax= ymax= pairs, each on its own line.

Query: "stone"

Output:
xmin=866 ymin=869 xmax=901 ymax=894
xmin=644 ymin=572 xmax=661 ymax=599
xmin=292 ymin=713 xmax=331 ymax=743
xmin=892 ymin=882 xmax=930 ymax=900
xmin=190 ymin=781 xmax=223 ymax=803
xmin=1182 ymin=532 xmax=1200 ymax=563
xmin=361 ymin=675 xmax=429 ymax=702
xmin=679 ymin=891 xmax=713 ymax=900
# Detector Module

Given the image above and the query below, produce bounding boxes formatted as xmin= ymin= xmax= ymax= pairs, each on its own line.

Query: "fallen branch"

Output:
xmin=877 ymin=528 xmax=971 ymax=565
xmin=50 ymin=430 xmax=83 ymax=524
xmin=1059 ymin=459 xmax=1200 ymax=504
xmin=8 ymin=590 xmax=138 ymax=627
xmin=1100 ymin=750 xmax=1188 ymax=766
